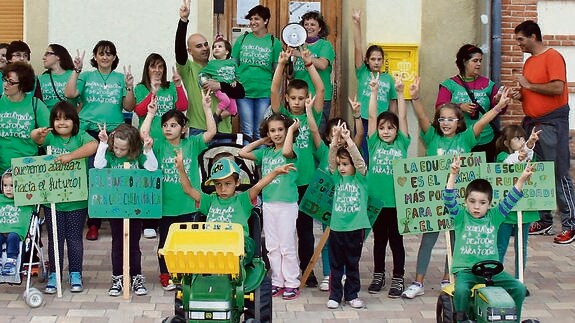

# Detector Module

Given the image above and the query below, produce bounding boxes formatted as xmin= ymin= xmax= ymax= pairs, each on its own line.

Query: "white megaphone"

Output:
xmin=281 ymin=23 xmax=307 ymax=63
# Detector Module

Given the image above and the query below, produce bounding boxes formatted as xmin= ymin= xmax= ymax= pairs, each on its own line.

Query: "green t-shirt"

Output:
xmin=445 ymin=187 xmax=522 ymax=274
xmin=355 ymin=65 xmax=397 ymax=119
xmin=177 ymin=59 xmax=231 ymax=133
xmin=199 ymin=190 xmax=253 ymax=236
xmin=313 ymin=141 xmax=329 ymax=173
xmin=102 ymin=151 xmax=148 ymax=169
xmin=330 ymin=172 xmax=370 ymax=232
xmin=38 ymin=70 xmax=78 ymax=110
xmin=253 ymin=147 xmax=298 ymax=203
xmin=422 ymin=126 xmax=477 ymax=157
xmin=135 ymin=82 xmax=178 ymax=141
xmin=495 ymin=151 xmax=539 ymax=224
xmin=368 ymin=131 xmax=410 ymax=207
xmin=279 ymin=106 xmax=320 ymax=186
xmin=42 ymin=131 xmax=95 ymax=211
xmin=199 ymin=59 xmax=238 ymax=84
xmin=440 ymin=77 xmax=496 ymax=145
xmin=154 ymin=135 xmax=207 ymax=216
xmin=75 ymin=70 xmax=126 ymax=132
xmin=0 ymin=195 xmax=33 ymax=240
xmin=292 ymin=39 xmax=335 ymax=101
xmin=232 ymin=32 xmax=282 ymax=98
xmin=0 ymin=94 xmax=50 ymax=174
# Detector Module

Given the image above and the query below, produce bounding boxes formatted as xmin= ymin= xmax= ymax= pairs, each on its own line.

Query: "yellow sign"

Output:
xmin=374 ymin=43 xmax=419 ymax=99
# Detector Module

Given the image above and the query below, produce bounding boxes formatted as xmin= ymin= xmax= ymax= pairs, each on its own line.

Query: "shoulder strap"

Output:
xmin=456 ymin=75 xmax=485 ymax=114
xmin=32 ymin=97 xmax=38 ymax=128
xmin=48 ymin=72 xmax=65 ymax=102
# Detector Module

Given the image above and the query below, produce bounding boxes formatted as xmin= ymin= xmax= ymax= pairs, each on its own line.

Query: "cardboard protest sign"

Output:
xmin=392 ymin=153 xmax=485 ymax=235
xmin=88 ymin=168 xmax=162 ymax=219
xmin=481 ymin=162 xmax=556 ymax=211
xmin=11 ymin=155 xmax=88 ymax=206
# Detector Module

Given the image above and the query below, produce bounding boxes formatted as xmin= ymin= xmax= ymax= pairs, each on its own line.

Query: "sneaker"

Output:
xmin=159 ymin=273 xmax=176 ymax=291
xmin=305 ymin=273 xmax=318 ymax=288
xmin=69 ymin=272 xmax=83 ymax=292
xmin=132 ymin=274 xmax=148 ymax=296
xmin=282 ymin=287 xmax=300 ymax=300
xmin=388 ymin=276 xmax=404 ymax=298
xmin=86 ymin=225 xmax=99 ymax=240
xmin=326 ymin=299 xmax=339 ymax=309
xmin=45 ymin=272 xmax=57 ymax=294
xmin=528 ymin=221 xmax=554 ymax=235
xmin=554 ymin=230 xmax=575 ymax=244
xmin=108 ymin=275 xmax=123 ymax=297
xmin=319 ymin=276 xmax=330 ymax=291
xmin=401 ymin=282 xmax=424 ymax=299
xmin=143 ymin=228 xmax=157 ymax=239
xmin=440 ymin=279 xmax=451 ymax=289
xmin=368 ymin=272 xmax=385 ymax=294
xmin=271 ymin=285 xmax=284 ymax=297
xmin=346 ymin=298 xmax=365 ymax=309
xmin=1 ymin=258 xmax=17 ymax=276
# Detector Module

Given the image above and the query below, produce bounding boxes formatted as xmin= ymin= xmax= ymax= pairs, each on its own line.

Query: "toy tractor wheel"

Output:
xmin=436 ymin=291 xmax=456 ymax=323
xmin=23 ymin=287 xmax=44 ymax=308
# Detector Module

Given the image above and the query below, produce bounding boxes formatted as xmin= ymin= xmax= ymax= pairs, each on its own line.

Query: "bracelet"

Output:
xmin=74 ymin=68 xmax=82 ymax=73
xmin=411 ymin=96 xmax=420 ymax=101
xmin=353 ymin=114 xmax=361 ymax=119
xmin=305 ymin=62 xmax=313 ymax=68
xmin=126 ymin=87 xmax=133 ymax=91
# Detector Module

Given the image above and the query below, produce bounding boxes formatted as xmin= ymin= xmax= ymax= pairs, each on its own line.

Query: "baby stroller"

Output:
xmin=161 ymin=138 xmax=272 ymax=323
xmin=1 ymin=205 xmax=46 ymax=308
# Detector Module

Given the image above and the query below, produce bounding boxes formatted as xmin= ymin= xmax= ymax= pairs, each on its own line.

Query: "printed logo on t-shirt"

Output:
xmin=262 ymin=156 xmax=284 ymax=184
xmin=370 ymin=147 xmax=402 ymax=174
xmin=84 ymin=81 xmax=122 ymax=105
xmin=207 ymin=205 xmax=235 ymax=223
xmin=0 ymin=205 xmax=20 ymax=224
xmin=295 ymin=124 xmax=310 ymax=150
xmin=334 ymin=182 xmax=361 ymax=213
xmin=0 ymin=111 xmax=33 ymax=139
xmin=162 ymin=156 xmax=191 ymax=183
xmin=459 ymin=223 xmax=497 ymax=256
xmin=240 ymin=45 xmax=273 ymax=67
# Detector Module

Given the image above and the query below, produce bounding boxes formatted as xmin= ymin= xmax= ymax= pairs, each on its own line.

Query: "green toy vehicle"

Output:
xmin=436 ymin=260 xmax=538 ymax=323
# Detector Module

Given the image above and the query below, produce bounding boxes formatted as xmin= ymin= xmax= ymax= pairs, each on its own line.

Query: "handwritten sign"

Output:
xmin=299 ymin=169 xmax=384 ymax=227
xmin=11 ymin=155 xmax=88 ymax=206
xmin=481 ymin=162 xmax=556 ymax=211
xmin=88 ymin=169 xmax=162 ymax=219
xmin=392 ymin=153 xmax=485 ymax=235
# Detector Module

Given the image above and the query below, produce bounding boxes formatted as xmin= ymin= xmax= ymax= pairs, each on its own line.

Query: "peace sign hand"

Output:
xmin=74 ymin=50 xmax=85 ymax=71
xmin=97 ymin=123 xmax=108 ymax=143
xmin=147 ymin=95 xmax=158 ymax=115
xmin=305 ymin=93 xmax=316 ymax=112
xmin=409 ymin=76 xmax=421 ymax=99
xmin=348 ymin=96 xmax=360 ymax=115
xmin=180 ymin=0 xmax=191 ymax=21
xmin=369 ymin=72 xmax=379 ymax=92
xmin=123 ymin=65 xmax=134 ymax=88
xmin=201 ymin=88 xmax=212 ymax=108
xmin=394 ymin=74 xmax=404 ymax=93
xmin=172 ymin=66 xmax=182 ymax=87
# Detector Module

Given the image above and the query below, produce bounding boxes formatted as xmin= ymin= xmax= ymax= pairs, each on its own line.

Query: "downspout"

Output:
xmin=490 ymin=0 xmax=502 ymax=86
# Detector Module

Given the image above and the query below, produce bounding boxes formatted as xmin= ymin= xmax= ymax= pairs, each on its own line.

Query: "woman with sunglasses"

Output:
xmin=38 ymin=44 xmax=78 ymax=110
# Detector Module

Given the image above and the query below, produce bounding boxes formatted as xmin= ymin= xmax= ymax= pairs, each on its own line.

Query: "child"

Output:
xmin=305 ymin=94 xmax=363 ymax=291
xmin=326 ymin=123 xmax=370 ymax=309
xmin=271 ymin=47 xmax=325 ymax=287
xmin=445 ymin=156 xmax=530 ymax=322
xmin=366 ymin=73 xmax=409 ymax=297
xmin=94 ymin=122 xmax=158 ymax=297
xmin=352 ymin=9 xmax=397 ymax=158
xmin=199 ymin=38 xmax=240 ymax=124
xmin=496 ymin=126 xmax=541 ymax=282
xmin=238 ymin=113 xmax=300 ymax=300
xmin=31 ymin=101 xmax=98 ymax=293
xmin=140 ymin=90 xmax=216 ymax=291
xmin=402 ymin=78 xmax=511 ymax=299
xmin=0 ymin=170 xmax=33 ymax=276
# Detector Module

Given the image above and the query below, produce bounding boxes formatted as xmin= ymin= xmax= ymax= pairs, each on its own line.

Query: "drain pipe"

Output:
xmin=490 ymin=0 xmax=502 ymax=86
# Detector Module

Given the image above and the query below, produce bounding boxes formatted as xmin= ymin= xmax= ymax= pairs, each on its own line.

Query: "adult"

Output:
xmin=38 ymin=44 xmax=77 ymax=110
xmin=0 ymin=62 xmax=50 ymax=174
xmin=0 ymin=43 xmax=8 ymax=96
xmin=5 ymin=40 xmax=43 ymax=100
xmin=292 ymin=11 xmax=335 ymax=133
xmin=134 ymin=53 xmax=188 ymax=239
xmin=65 ymin=40 xmax=136 ymax=241
xmin=176 ymin=0 xmax=239 ymax=135
xmin=513 ymin=20 xmax=575 ymax=244
xmin=435 ymin=44 xmax=501 ymax=162
xmin=231 ymin=4 xmax=282 ymax=140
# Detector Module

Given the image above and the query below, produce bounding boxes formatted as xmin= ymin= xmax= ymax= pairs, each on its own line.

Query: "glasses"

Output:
xmin=43 ymin=51 xmax=56 ymax=57
xmin=11 ymin=52 xmax=30 ymax=60
xmin=2 ymin=76 xmax=20 ymax=86
xmin=437 ymin=118 xmax=459 ymax=123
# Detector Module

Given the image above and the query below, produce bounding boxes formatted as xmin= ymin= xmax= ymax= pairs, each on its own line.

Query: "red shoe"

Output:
xmin=86 ymin=225 xmax=99 ymax=240
xmin=528 ymin=221 xmax=554 ymax=235
xmin=159 ymin=273 xmax=176 ymax=291
xmin=554 ymin=230 xmax=575 ymax=244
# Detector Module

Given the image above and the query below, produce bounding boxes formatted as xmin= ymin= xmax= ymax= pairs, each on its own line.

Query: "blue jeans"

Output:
xmin=318 ymin=100 xmax=332 ymax=135
xmin=0 ymin=232 xmax=20 ymax=259
xmin=237 ymin=98 xmax=270 ymax=141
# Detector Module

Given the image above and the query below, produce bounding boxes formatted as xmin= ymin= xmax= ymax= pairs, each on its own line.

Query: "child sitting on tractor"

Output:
xmin=444 ymin=156 xmax=531 ymax=323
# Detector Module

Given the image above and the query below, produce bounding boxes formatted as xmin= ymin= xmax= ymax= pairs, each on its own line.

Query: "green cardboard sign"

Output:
xmin=392 ymin=153 xmax=485 ymax=235
xmin=481 ymin=162 xmax=556 ymax=211
xmin=299 ymin=169 xmax=383 ymax=227
xmin=88 ymin=169 xmax=162 ymax=219
xmin=11 ymin=155 xmax=88 ymax=206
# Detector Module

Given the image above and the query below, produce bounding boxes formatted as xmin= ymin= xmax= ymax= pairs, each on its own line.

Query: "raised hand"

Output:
xmin=97 ymin=123 xmax=108 ymax=143
xmin=352 ymin=9 xmax=361 ymax=24
xmin=526 ymin=127 xmax=542 ymax=148
xmin=274 ymin=163 xmax=297 ymax=175
xmin=301 ymin=48 xmax=312 ymax=66
xmin=409 ymin=76 xmax=421 ymax=99
xmin=201 ymin=88 xmax=212 ymax=107
xmin=143 ymin=136 xmax=154 ymax=152
xmin=348 ymin=95 xmax=360 ymax=116
xmin=369 ymin=72 xmax=379 ymax=92
xmin=73 ymin=49 xmax=85 ymax=71
xmin=174 ymin=148 xmax=184 ymax=170
xmin=340 ymin=123 xmax=351 ymax=141
xmin=305 ymin=93 xmax=316 ymax=112
xmin=289 ymin=118 xmax=300 ymax=132
xmin=180 ymin=0 xmax=191 ymax=21
xmin=147 ymin=95 xmax=158 ymax=115
xmin=36 ymin=127 xmax=53 ymax=140
xmin=278 ymin=49 xmax=292 ymax=65
xmin=172 ymin=66 xmax=182 ymax=87
xmin=450 ymin=154 xmax=461 ymax=175
xmin=394 ymin=74 xmax=404 ymax=93
xmin=123 ymin=65 xmax=134 ymax=88
xmin=494 ymin=87 xmax=511 ymax=112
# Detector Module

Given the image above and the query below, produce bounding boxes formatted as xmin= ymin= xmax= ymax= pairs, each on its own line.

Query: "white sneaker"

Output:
xmin=440 ymin=279 xmax=451 ymax=289
xmin=347 ymin=298 xmax=365 ymax=309
xmin=143 ymin=228 xmax=157 ymax=239
xmin=401 ymin=282 xmax=424 ymax=299
xmin=326 ymin=299 xmax=339 ymax=309
xmin=319 ymin=276 xmax=330 ymax=291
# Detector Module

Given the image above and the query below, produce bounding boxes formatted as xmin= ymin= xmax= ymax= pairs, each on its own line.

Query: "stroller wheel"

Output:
xmin=24 ymin=287 xmax=44 ymax=308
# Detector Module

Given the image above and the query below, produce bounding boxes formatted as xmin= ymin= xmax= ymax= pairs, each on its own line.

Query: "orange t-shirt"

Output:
xmin=521 ymin=48 xmax=568 ymax=118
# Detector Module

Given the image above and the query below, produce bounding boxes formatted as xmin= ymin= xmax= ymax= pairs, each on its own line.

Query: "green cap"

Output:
xmin=206 ymin=158 xmax=240 ymax=184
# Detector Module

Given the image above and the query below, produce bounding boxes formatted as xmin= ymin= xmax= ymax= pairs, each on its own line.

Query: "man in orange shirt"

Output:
xmin=513 ymin=20 xmax=575 ymax=244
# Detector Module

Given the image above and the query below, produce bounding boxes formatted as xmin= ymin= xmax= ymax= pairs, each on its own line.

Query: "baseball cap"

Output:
xmin=206 ymin=158 xmax=240 ymax=185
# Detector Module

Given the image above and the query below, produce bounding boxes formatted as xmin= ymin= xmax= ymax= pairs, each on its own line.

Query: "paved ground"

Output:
xmin=1 ymin=221 xmax=574 ymax=323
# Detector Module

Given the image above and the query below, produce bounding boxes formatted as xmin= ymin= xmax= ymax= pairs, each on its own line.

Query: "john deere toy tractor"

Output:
xmin=436 ymin=260 xmax=520 ymax=323
xmin=159 ymin=221 xmax=269 ymax=323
